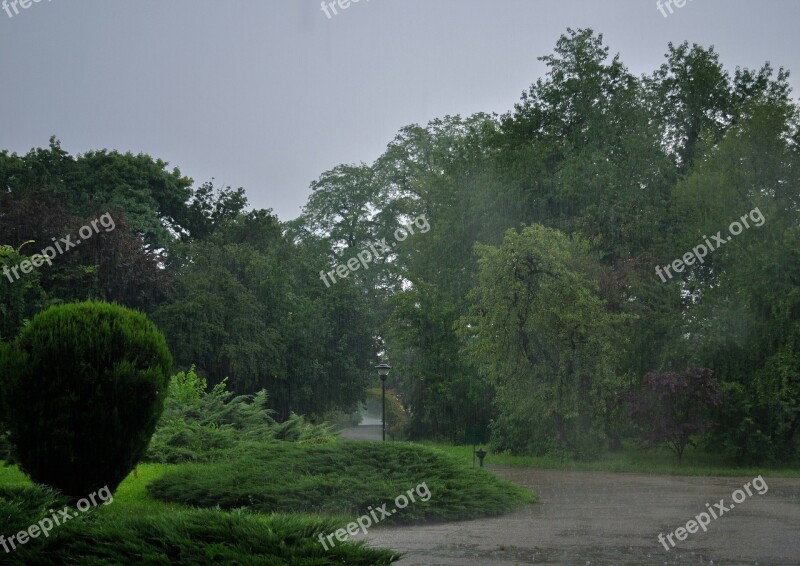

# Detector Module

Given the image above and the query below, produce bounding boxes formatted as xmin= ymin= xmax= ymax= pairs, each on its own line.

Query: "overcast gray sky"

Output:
xmin=1 ymin=0 xmax=798 ymax=220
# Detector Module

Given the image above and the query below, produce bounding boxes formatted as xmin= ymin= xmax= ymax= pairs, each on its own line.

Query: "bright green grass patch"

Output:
xmin=148 ymin=441 xmax=536 ymax=524
xmin=424 ymin=443 xmax=800 ymax=477
xmin=0 ymin=464 xmax=27 ymax=485
xmin=106 ymin=463 xmax=186 ymax=517
xmin=0 ymin=462 xmax=181 ymax=516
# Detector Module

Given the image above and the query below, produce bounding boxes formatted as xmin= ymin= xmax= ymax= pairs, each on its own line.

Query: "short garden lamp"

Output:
xmin=476 ymin=447 xmax=487 ymax=467
xmin=376 ymin=363 xmax=391 ymax=442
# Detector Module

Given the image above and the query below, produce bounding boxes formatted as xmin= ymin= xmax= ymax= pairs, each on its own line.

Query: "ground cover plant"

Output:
xmin=147 ymin=440 xmax=535 ymax=523
xmin=0 ymin=438 xmax=535 ymax=564
xmin=0 ymin=469 xmax=400 ymax=565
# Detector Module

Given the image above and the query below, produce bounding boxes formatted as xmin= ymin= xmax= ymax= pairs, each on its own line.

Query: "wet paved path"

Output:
xmin=339 ymin=423 xmax=383 ymax=441
xmin=356 ymin=466 xmax=800 ymax=565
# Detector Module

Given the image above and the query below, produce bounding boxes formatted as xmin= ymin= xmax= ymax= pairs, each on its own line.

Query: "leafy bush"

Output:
xmin=0 ymin=244 xmax=47 ymax=342
xmin=148 ymin=441 xmax=535 ymax=523
xmin=145 ymin=366 xmax=335 ymax=463
xmin=0 ymin=485 xmax=400 ymax=566
xmin=703 ymin=381 xmax=786 ymax=465
xmin=489 ymin=410 xmax=556 ymax=458
xmin=0 ymin=342 xmax=13 ymax=466
xmin=704 ymin=336 xmax=800 ymax=465
xmin=0 ymin=301 xmax=172 ymax=498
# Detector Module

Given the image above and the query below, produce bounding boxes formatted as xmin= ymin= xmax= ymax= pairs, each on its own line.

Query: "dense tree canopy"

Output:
xmin=1 ymin=28 xmax=797 ymax=463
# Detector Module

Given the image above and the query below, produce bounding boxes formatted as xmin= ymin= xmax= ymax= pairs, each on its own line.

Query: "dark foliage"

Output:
xmin=625 ymin=367 xmax=722 ymax=463
xmin=0 ymin=302 xmax=172 ymax=498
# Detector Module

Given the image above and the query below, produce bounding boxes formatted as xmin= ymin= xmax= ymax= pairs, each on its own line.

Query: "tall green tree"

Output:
xmin=669 ymin=88 xmax=800 ymax=462
xmin=462 ymin=225 xmax=626 ymax=457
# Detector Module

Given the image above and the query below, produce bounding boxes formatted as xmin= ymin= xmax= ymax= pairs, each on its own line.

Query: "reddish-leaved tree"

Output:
xmin=626 ymin=367 xmax=722 ymax=463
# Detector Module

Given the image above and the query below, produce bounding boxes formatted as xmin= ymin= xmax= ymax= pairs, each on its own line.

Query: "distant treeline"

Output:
xmin=1 ymin=28 xmax=798 ymax=464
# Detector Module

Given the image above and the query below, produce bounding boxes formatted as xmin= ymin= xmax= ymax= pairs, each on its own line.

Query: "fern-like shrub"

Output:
xmin=145 ymin=366 xmax=335 ymax=463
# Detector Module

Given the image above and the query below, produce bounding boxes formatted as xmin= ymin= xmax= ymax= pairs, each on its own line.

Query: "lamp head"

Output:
xmin=376 ymin=362 xmax=391 ymax=380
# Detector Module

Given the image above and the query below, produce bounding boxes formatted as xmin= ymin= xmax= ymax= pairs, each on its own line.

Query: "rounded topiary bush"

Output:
xmin=0 ymin=301 xmax=172 ymax=499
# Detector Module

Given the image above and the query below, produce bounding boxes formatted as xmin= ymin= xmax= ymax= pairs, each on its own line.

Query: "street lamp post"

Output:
xmin=376 ymin=363 xmax=391 ymax=441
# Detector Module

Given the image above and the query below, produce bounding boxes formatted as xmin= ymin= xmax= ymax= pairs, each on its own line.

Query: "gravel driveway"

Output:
xmin=356 ymin=466 xmax=800 ymax=565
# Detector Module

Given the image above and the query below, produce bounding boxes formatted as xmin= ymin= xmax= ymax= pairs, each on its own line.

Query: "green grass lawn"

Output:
xmin=1 ymin=462 xmax=178 ymax=514
xmin=424 ymin=443 xmax=800 ymax=477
